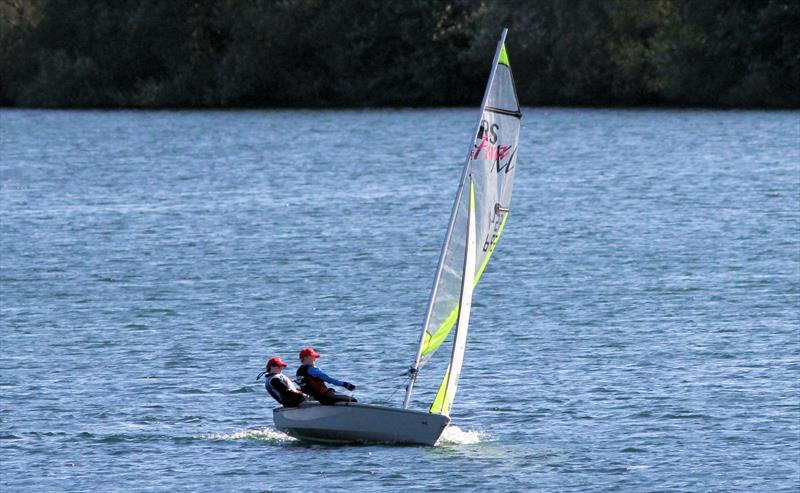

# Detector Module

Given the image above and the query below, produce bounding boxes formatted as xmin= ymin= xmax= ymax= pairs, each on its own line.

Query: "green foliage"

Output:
xmin=0 ymin=0 xmax=797 ymax=107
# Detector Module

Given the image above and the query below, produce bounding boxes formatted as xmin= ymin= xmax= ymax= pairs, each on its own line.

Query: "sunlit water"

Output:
xmin=1 ymin=108 xmax=798 ymax=492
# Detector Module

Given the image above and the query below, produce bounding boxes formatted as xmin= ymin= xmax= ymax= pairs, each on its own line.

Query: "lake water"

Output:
xmin=1 ymin=108 xmax=798 ymax=492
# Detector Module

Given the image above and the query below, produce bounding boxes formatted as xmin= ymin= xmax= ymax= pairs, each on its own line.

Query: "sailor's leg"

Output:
xmin=329 ymin=392 xmax=357 ymax=403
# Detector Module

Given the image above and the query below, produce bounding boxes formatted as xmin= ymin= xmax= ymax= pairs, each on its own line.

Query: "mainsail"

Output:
xmin=403 ymin=29 xmax=522 ymax=413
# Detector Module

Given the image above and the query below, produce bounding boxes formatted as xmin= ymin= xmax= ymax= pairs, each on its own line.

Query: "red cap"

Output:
xmin=266 ymin=356 xmax=287 ymax=368
xmin=299 ymin=347 xmax=321 ymax=359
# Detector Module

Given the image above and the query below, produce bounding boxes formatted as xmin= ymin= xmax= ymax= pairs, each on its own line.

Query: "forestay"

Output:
xmin=403 ymin=29 xmax=522 ymax=412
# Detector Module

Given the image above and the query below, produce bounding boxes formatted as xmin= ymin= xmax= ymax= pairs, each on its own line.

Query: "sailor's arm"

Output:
xmin=307 ymin=366 xmax=345 ymax=387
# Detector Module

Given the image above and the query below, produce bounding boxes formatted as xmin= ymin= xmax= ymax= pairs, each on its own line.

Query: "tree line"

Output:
xmin=1 ymin=0 xmax=797 ymax=108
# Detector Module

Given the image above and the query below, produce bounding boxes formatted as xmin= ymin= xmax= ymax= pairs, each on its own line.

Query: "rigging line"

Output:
xmin=385 ymin=375 xmax=411 ymax=406
xmin=385 ymin=384 xmax=404 ymax=405
xmin=369 ymin=375 xmax=412 ymax=406
xmin=364 ymin=372 xmax=409 ymax=386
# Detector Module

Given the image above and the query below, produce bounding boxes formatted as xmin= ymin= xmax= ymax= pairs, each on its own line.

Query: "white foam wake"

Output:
xmin=436 ymin=425 xmax=489 ymax=445
xmin=201 ymin=427 xmax=296 ymax=442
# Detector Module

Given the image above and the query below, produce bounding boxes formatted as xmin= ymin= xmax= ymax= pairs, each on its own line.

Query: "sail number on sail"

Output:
xmin=483 ymin=208 xmax=506 ymax=253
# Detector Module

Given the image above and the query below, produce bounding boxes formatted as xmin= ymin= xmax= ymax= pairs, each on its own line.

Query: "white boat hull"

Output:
xmin=273 ymin=402 xmax=450 ymax=445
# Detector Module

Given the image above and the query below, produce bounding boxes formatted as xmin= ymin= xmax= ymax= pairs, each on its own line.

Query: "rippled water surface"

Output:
xmin=1 ymin=108 xmax=799 ymax=492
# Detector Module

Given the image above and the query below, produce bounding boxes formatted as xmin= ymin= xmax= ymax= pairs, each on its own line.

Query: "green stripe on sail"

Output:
xmin=421 ymin=307 xmax=458 ymax=357
xmin=498 ymin=44 xmax=510 ymax=67
xmin=429 ymin=364 xmax=450 ymax=414
xmin=420 ymin=213 xmax=510 ymax=358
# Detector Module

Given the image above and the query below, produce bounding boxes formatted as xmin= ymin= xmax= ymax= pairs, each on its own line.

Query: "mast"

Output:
xmin=403 ymin=28 xmax=510 ymax=409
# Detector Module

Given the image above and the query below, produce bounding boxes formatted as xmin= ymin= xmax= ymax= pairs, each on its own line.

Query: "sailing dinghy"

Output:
xmin=273 ymin=28 xmax=521 ymax=446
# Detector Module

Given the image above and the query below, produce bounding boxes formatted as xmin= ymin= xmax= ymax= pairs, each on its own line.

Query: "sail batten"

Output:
xmin=485 ymin=106 xmax=523 ymax=118
xmin=403 ymin=28 xmax=521 ymax=410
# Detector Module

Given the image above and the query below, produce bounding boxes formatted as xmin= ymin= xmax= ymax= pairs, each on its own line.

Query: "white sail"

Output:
xmin=429 ymin=178 xmax=477 ymax=416
xmin=404 ymin=28 xmax=521 ymax=409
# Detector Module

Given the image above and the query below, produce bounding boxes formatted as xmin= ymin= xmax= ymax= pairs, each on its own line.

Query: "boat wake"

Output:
xmin=200 ymin=427 xmax=295 ymax=442
xmin=436 ymin=425 xmax=489 ymax=445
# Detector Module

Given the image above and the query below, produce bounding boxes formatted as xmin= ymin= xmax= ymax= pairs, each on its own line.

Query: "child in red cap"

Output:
xmin=296 ymin=347 xmax=358 ymax=405
xmin=259 ymin=356 xmax=305 ymax=407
